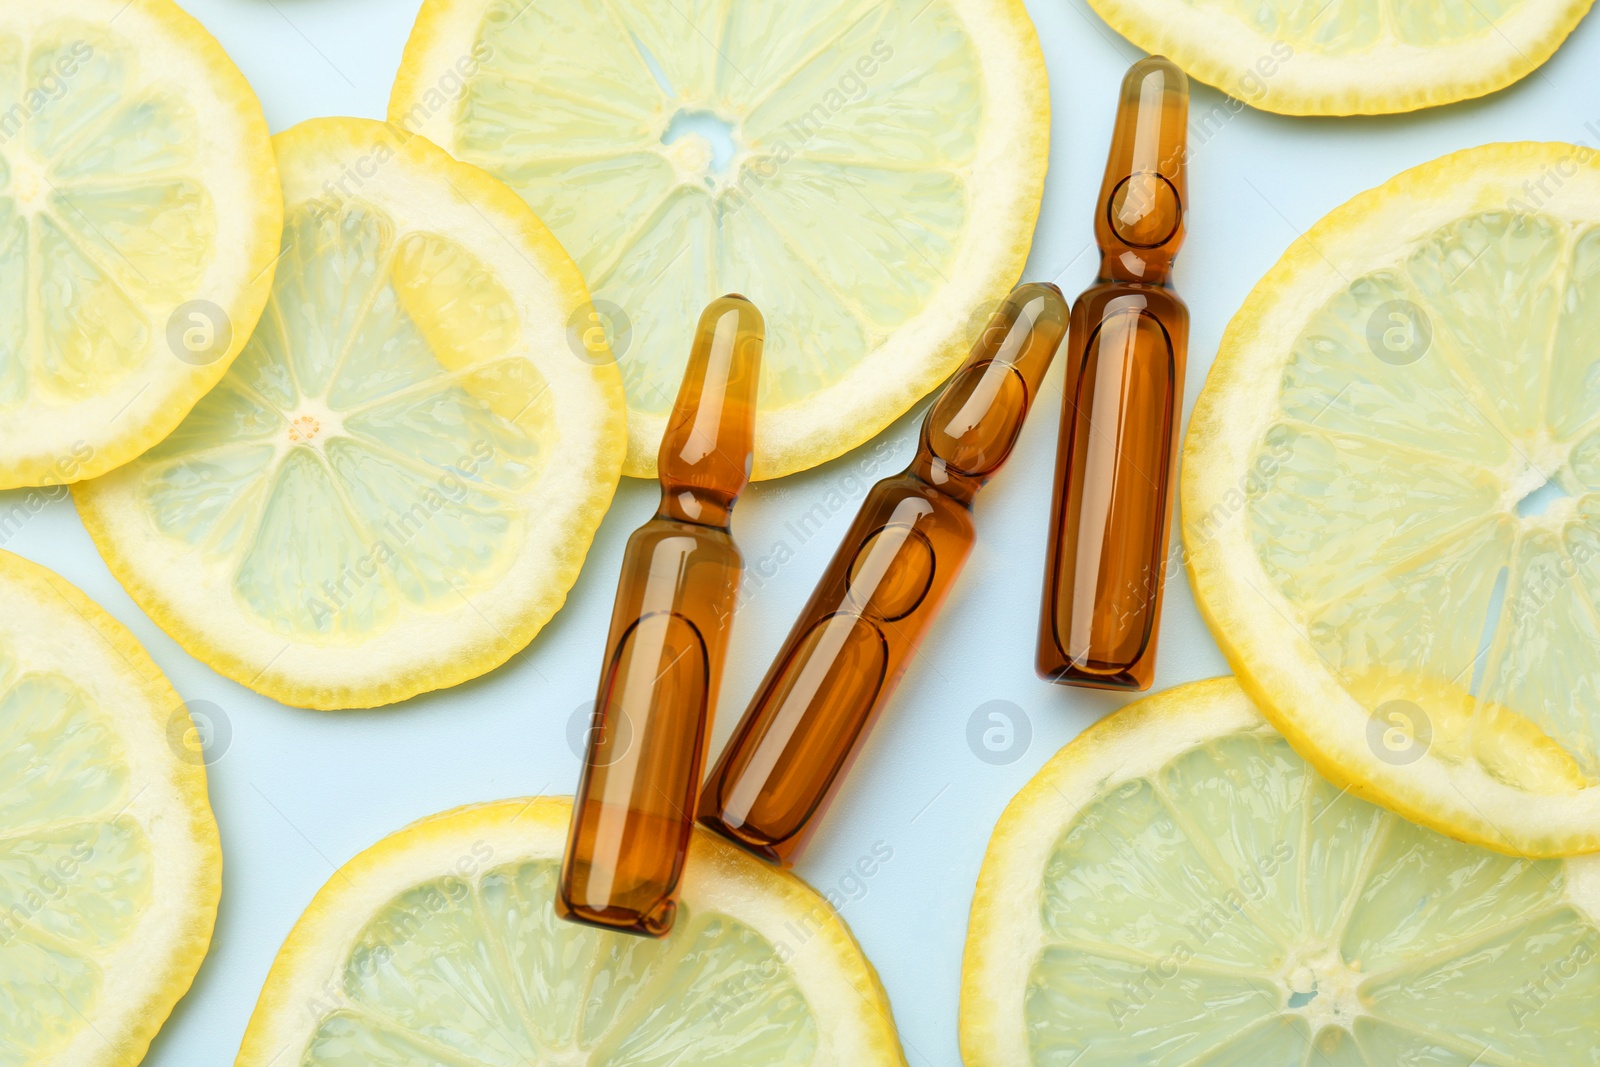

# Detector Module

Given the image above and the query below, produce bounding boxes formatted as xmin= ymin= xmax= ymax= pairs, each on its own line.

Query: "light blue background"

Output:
xmin=8 ymin=1 xmax=1600 ymax=1063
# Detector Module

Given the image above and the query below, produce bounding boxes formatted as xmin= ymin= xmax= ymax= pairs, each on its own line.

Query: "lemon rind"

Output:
xmin=1086 ymin=0 xmax=1595 ymax=116
xmin=389 ymin=0 xmax=1051 ymax=481
xmin=0 ymin=0 xmax=282 ymax=490
xmin=959 ymin=677 xmax=1600 ymax=1064
xmin=1182 ymin=142 xmax=1600 ymax=858
xmin=75 ymin=117 xmax=626 ymax=710
xmin=235 ymin=796 xmax=906 ymax=1066
xmin=0 ymin=548 xmax=221 ymax=1067
xmin=959 ymin=677 xmax=1252 ymax=1067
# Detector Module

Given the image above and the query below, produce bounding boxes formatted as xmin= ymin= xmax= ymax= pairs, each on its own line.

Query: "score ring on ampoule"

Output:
xmin=1108 ymin=172 xmax=1183 ymax=248
xmin=844 ymin=521 xmax=936 ymax=622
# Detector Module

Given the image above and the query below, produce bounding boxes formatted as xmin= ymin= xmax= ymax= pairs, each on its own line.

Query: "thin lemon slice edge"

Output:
xmin=390 ymin=0 xmax=1049 ymax=479
xmin=0 ymin=548 xmax=220 ymax=1067
xmin=0 ymin=0 xmax=280 ymax=488
xmin=236 ymin=796 xmax=905 ymax=1066
xmin=1087 ymin=0 xmax=1593 ymax=115
xmin=962 ymin=677 xmax=1600 ymax=1065
xmin=76 ymin=117 xmax=625 ymax=710
xmin=1184 ymin=142 xmax=1600 ymax=857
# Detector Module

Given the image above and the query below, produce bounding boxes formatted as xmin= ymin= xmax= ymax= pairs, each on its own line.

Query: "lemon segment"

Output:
xmin=1086 ymin=0 xmax=1593 ymax=115
xmin=1183 ymin=142 xmax=1600 ymax=857
xmin=962 ymin=678 xmax=1600 ymax=1065
xmin=236 ymin=797 xmax=906 ymax=1066
xmin=0 ymin=549 xmax=220 ymax=1067
xmin=75 ymin=118 xmax=626 ymax=710
xmin=391 ymin=0 xmax=1049 ymax=479
xmin=0 ymin=0 xmax=280 ymax=489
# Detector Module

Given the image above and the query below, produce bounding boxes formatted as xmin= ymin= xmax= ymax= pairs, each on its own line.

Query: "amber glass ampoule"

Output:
xmin=698 ymin=284 xmax=1069 ymax=865
xmin=1037 ymin=56 xmax=1190 ymax=692
xmin=558 ymin=295 xmax=763 ymax=936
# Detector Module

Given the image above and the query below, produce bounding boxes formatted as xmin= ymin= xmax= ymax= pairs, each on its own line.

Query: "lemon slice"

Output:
xmin=390 ymin=0 xmax=1049 ymax=479
xmin=0 ymin=0 xmax=280 ymax=489
xmin=962 ymin=677 xmax=1600 ymax=1065
xmin=1183 ymin=143 xmax=1600 ymax=857
xmin=1086 ymin=0 xmax=1592 ymax=115
xmin=75 ymin=118 xmax=625 ymax=710
xmin=236 ymin=796 xmax=905 ymax=1065
xmin=0 ymin=549 xmax=220 ymax=1066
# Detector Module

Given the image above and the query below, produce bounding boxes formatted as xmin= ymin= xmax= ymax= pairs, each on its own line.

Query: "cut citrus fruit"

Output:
xmin=390 ymin=0 xmax=1049 ymax=479
xmin=1086 ymin=0 xmax=1593 ymax=115
xmin=0 ymin=548 xmax=221 ymax=1066
xmin=0 ymin=0 xmax=280 ymax=489
xmin=962 ymin=677 xmax=1600 ymax=1065
xmin=236 ymin=796 xmax=905 ymax=1066
xmin=75 ymin=117 xmax=625 ymax=710
xmin=1183 ymin=142 xmax=1600 ymax=858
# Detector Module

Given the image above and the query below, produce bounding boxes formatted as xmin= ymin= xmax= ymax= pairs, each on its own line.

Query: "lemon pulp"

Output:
xmin=393 ymin=0 xmax=1049 ymax=477
xmin=962 ymin=678 xmax=1600 ymax=1065
xmin=1249 ymin=210 xmax=1600 ymax=775
xmin=0 ymin=549 xmax=219 ymax=1067
xmin=76 ymin=119 xmax=624 ymax=710
xmin=305 ymin=861 xmax=820 ymax=1064
xmin=0 ymin=2 xmax=278 ymax=488
xmin=1183 ymin=143 xmax=1600 ymax=855
xmin=0 ymin=23 xmax=209 ymax=394
xmin=1 ymin=671 xmax=152 ymax=1061
xmin=140 ymin=202 xmax=549 ymax=637
xmin=1084 ymin=0 xmax=1593 ymax=114
xmin=237 ymin=798 xmax=905 ymax=1065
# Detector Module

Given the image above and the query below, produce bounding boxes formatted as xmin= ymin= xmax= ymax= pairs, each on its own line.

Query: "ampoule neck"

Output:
xmin=653 ymin=294 xmax=763 ymax=531
xmin=906 ymin=456 xmax=979 ymax=507
xmin=1099 ymin=249 xmax=1176 ymax=286
xmin=656 ymin=485 xmax=733 ymax=529
xmin=904 ymin=282 xmax=1071 ymax=508
xmin=1092 ymin=55 xmax=1188 ymax=290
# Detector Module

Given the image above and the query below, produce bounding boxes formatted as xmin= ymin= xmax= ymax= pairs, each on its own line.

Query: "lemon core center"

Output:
xmin=1515 ymin=475 xmax=1573 ymax=519
xmin=7 ymin=150 xmax=50 ymax=213
xmin=284 ymin=403 xmax=341 ymax=446
xmin=1278 ymin=942 xmax=1366 ymax=1030
xmin=662 ymin=109 xmax=741 ymax=189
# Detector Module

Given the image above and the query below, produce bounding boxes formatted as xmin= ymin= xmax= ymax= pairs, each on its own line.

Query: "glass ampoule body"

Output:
xmin=698 ymin=284 xmax=1069 ymax=865
xmin=1038 ymin=56 xmax=1190 ymax=692
xmin=559 ymin=295 xmax=763 ymax=936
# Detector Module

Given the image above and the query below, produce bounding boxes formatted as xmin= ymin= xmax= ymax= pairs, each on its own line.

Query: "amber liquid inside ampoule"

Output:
xmin=699 ymin=284 xmax=1069 ymax=865
xmin=559 ymin=295 xmax=763 ymax=936
xmin=1039 ymin=56 xmax=1190 ymax=692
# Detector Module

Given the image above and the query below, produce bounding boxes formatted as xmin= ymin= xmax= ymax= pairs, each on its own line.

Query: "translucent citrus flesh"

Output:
xmin=1083 ymin=0 xmax=1593 ymax=115
xmin=1248 ymin=212 xmax=1600 ymax=778
xmin=76 ymin=119 xmax=624 ymax=709
xmin=237 ymin=798 xmax=905 ymax=1066
xmin=1183 ymin=144 xmax=1600 ymax=855
xmin=136 ymin=202 xmax=550 ymax=639
xmin=0 ymin=673 xmax=151 ymax=1063
xmin=393 ymin=0 xmax=1048 ymax=477
xmin=1028 ymin=735 xmax=1591 ymax=1062
xmin=304 ymin=861 xmax=820 ymax=1065
xmin=0 ymin=550 xmax=219 ymax=1067
xmin=962 ymin=679 xmax=1600 ymax=1065
xmin=445 ymin=1 xmax=974 ymax=413
xmin=0 ymin=4 xmax=277 ymax=487
xmin=0 ymin=21 xmax=212 ymax=402
xmin=1207 ymin=0 xmax=1525 ymax=53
